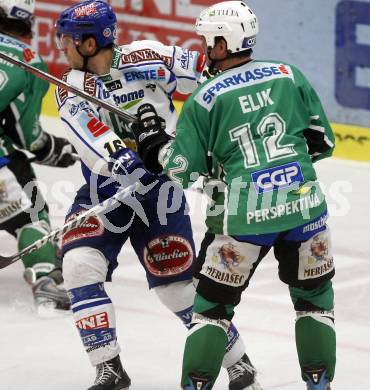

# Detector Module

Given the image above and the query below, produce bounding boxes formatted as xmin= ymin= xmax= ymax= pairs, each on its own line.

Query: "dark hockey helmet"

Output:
xmin=55 ymin=0 xmax=117 ymax=48
xmin=0 ymin=0 xmax=35 ymax=37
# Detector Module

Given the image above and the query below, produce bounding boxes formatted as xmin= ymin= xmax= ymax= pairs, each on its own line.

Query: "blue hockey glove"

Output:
xmin=108 ymin=148 xmax=159 ymax=198
xmin=130 ymin=103 xmax=172 ymax=173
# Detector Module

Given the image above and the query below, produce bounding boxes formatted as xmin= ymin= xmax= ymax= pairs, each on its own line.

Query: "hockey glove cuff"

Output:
xmin=108 ymin=148 xmax=159 ymax=198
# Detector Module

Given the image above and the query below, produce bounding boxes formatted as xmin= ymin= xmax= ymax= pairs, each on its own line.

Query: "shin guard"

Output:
xmin=181 ymin=314 xmax=229 ymax=388
xmin=69 ymin=282 xmax=120 ymax=366
xmin=291 ymin=281 xmax=336 ymax=382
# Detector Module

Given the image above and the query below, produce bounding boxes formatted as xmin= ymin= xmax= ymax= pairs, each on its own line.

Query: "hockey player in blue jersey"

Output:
xmin=54 ymin=1 xmax=261 ymax=389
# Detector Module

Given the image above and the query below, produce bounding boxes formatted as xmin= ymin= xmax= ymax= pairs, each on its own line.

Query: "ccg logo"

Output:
xmin=242 ymin=36 xmax=257 ymax=48
xmin=10 ymin=6 xmax=32 ymax=21
xmin=251 ymin=161 xmax=304 ymax=194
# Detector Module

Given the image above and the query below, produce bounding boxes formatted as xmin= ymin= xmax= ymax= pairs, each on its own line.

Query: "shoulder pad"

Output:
xmin=56 ymin=69 xmax=98 ymax=105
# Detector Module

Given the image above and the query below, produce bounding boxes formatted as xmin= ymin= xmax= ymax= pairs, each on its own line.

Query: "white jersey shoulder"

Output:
xmin=55 ymin=69 xmax=100 ymax=109
xmin=116 ymin=40 xmax=205 ymax=95
xmin=118 ymin=40 xmax=175 ymax=69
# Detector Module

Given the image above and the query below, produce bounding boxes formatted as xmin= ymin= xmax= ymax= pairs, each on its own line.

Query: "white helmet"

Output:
xmin=0 ymin=0 xmax=34 ymax=22
xmin=195 ymin=1 xmax=258 ymax=53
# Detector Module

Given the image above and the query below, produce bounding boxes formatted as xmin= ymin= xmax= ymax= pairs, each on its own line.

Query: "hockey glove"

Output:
xmin=303 ymin=128 xmax=333 ymax=162
xmin=33 ymin=133 xmax=77 ymax=167
xmin=130 ymin=103 xmax=172 ymax=173
xmin=108 ymin=148 xmax=159 ymax=198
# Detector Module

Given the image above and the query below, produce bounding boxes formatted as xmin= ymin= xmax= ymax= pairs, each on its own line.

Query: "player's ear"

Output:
xmin=214 ymin=37 xmax=228 ymax=57
xmin=82 ymin=36 xmax=98 ymax=54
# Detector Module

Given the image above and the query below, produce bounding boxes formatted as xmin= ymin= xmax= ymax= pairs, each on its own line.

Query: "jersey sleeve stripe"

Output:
xmin=309 ymin=124 xmax=325 ymax=133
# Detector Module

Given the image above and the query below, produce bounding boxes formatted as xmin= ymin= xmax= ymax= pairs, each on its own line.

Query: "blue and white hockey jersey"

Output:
xmin=55 ymin=40 xmax=205 ymax=194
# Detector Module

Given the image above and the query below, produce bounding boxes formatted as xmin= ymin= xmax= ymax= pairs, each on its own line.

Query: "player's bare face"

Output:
xmin=201 ymin=36 xmax=226 ymax=65
xmin=55 ymin=34 xmax=84 ymax=69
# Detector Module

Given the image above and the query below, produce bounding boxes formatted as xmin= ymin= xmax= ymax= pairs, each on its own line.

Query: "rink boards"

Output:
xmin=35 ymin=0 xmax=370 ymax=162
xmin=41 ymin=86 xmax=370 ymax=163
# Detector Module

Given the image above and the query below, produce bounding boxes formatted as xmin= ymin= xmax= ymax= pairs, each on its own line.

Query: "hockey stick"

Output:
xmin=0 ymin=51 xmax=137 ymax=123
xmin=0 ymin=182 xmax=138 ymax=269
xmin=28 ymin=153 xmax=81 ymax=163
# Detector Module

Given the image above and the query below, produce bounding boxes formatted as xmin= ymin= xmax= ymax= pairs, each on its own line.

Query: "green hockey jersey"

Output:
xmin=0 ymin=33 xmax=49 ymax=159
xmin=160 ymin=60 xmax=335 ymax=235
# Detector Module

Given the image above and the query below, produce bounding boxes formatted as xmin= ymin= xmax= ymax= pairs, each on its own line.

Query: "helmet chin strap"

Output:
xmin=76 ymin=45 xmax=103 ymax=72
xmin=207 ymin=45 xmax=253 ymax=76
xmin=207 ymin=46 xmax=228 ymax=76
xmin=207 ymin=47 xmax=221 ymax=76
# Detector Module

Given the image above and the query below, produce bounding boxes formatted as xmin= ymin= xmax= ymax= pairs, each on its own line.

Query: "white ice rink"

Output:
xmin=0 ymin=116 xmax=369 ymax=389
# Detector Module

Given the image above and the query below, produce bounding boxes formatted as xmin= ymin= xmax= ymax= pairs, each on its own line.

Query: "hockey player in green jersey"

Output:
xmin=125 ymin=1 xmax=336 ymax=389
xmin=0 ymin=0 xmax=76 ymax=312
